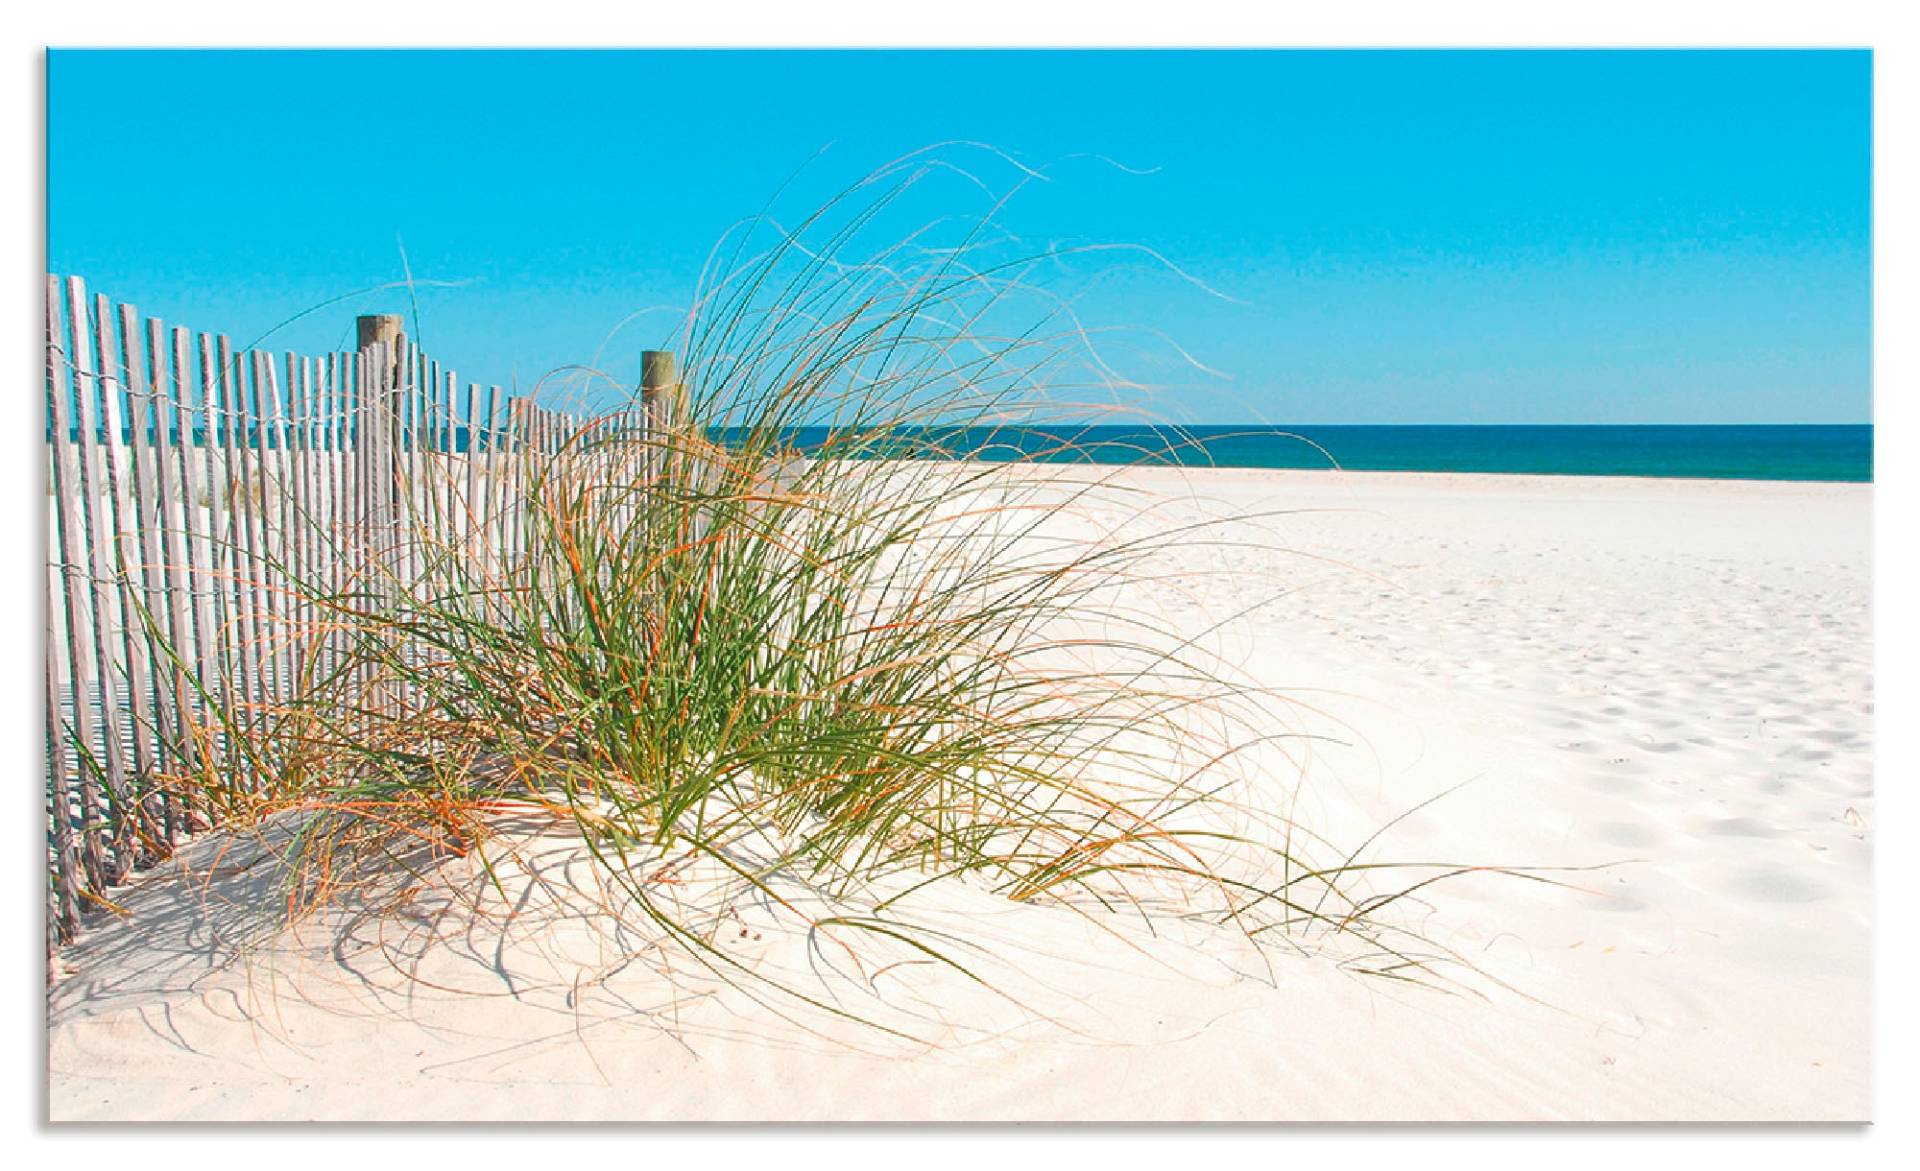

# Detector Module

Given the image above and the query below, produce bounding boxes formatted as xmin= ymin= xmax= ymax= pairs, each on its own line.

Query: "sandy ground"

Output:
xmin=46 ymin=468 xmax=1873 ymax=1122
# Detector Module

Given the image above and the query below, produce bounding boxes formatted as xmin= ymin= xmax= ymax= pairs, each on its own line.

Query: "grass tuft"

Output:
xmin=152 ymin=154 xmax=1527 ymax=1037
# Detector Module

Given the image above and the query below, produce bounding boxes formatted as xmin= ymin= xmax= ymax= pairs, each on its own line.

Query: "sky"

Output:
xmin=46 ymin=49 xmax=1871 ymax=424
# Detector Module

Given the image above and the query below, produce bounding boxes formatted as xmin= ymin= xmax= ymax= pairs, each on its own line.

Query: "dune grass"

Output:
xmin=144 ymin=152 xmax=1506 ymax=1037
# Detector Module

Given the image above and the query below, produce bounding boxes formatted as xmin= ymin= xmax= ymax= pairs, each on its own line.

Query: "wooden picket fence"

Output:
xmin=42 ymin=273 xmax=671 ymax=952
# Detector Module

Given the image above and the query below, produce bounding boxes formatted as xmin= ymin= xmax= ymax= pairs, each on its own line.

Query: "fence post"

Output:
xmin=355 ymin=316 xmax=403 ymax=718
xmin=356 ymin=316 xmax=402 ymax=541
xmin=357 ymin=314 xmax=403 ymax=357
xmin=641 ymin=349 xmax=677 ymax=484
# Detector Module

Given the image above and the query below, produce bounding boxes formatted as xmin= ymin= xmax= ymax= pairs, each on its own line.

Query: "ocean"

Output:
xmin=64 ymin=422 xmax=1872 ymax=485
xmin=824 ymin=423 xmax=1873 ymax=483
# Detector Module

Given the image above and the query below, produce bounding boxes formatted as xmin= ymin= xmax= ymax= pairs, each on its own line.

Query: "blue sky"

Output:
xmin=47 ymin=49 xmax=1871 ymax=423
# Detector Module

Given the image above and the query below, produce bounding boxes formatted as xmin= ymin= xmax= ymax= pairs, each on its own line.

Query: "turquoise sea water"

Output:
xmin=71 ymin=422 xmax=1872 ymax=484
xmin=853 ymin=424 xmax=1873 ymax=483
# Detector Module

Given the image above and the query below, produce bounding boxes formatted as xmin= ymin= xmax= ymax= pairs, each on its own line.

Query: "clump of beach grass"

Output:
xmin=156 ymin=150 xmax=1507 ymax=1038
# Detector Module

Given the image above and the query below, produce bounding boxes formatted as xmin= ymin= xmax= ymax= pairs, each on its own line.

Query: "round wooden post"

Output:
xmin=355 ymin=315 xmax=405 ymax=525
xmin=355 ymin=314 xmax=406 ymax=720
xmin=356 ymin=314 xmax=405 ymax=426
xmin=356 ymin=313 xmax=403 ymax=354
xmin=641 ymin=349 xmax=678 ymax=420
xmin=641 ymin=350 xmax=678 ymax=481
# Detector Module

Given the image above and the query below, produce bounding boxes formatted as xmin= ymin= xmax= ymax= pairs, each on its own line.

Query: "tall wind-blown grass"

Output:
xmin=167 ymin=153 xmax=1501 ymax=1037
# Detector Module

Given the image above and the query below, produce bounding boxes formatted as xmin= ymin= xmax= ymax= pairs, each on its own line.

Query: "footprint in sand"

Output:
xmin=1577 ymin=771 xmax=1644 ymax=795
xmin=1589 ymin=889 xmax=1650 ymax=914
xmin=1595 ymin=820 xmax=1662 ymax=848
xmin=1731 ymin=865 xmax=1827 ymax=904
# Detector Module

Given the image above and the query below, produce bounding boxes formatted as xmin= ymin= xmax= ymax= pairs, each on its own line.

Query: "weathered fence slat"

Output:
xmin=284 ymin=353 xmax=309 ymax=681
xmin=478 ymin=385 xmax=504 ymax=591
xmin=301 ymin=354 xmax=324 ymax=673
xmin=168 ymin=324 xmax=214 ymax=787
xmin=260 ymin=351 xmax=296 ymax=712
xmin=64 ymin=276 xmax=134 ymax=885
xmin=45 ymin=276 xmax=86 ymax=939
xmin=196 ymin=332 xmax=238 ymax=806
xmin=148 ymin=333 xmax=181 ymax=831
xmin=461 ymin=382 xmax=480 ymax=551
xmin=164 ymin=324 xmax=212 ymax=839
xmin=328 ymin=353 xmax=349 ymax=673
xmin=119 ymin=308 xmax=178 ymax=844
xmin=217 ymin=336 xmax=261 ymax=788
xmin=91 ymin=295 xmax=161 ymax=859
xmin=439 ymin=364 xmax=457 ymax=565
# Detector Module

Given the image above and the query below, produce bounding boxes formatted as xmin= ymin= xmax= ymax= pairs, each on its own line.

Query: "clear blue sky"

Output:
xmin=47 ymin=49 xmax=1871 ymax=424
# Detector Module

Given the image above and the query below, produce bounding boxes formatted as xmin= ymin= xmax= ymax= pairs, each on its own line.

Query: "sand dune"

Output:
xmin=46 ymin=468 xmax=1872 ymax=1122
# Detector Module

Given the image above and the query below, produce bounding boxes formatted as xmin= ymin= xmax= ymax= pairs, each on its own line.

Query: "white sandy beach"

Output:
xmin=46 ymin=467 xmax=1873 ymax=1122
